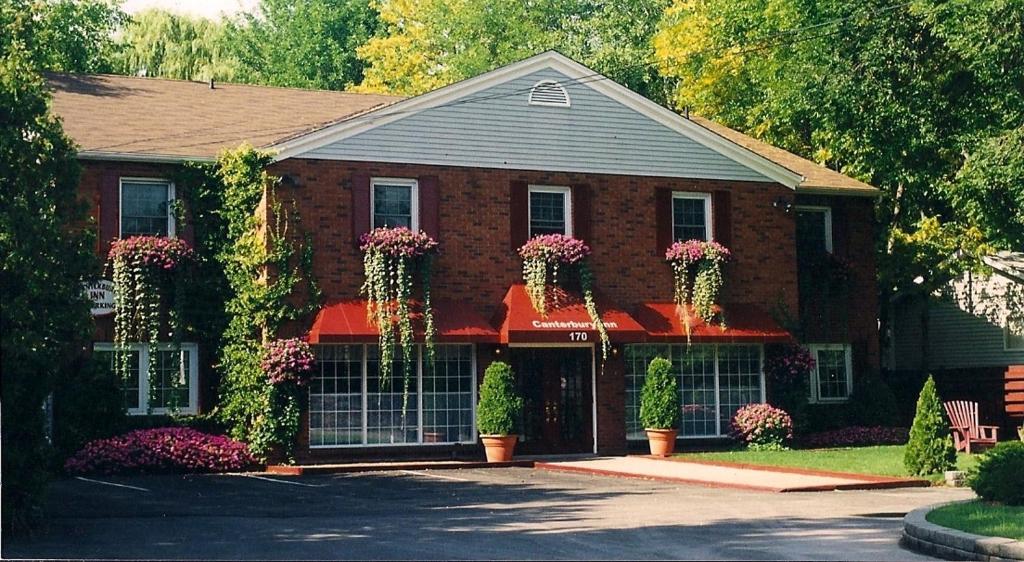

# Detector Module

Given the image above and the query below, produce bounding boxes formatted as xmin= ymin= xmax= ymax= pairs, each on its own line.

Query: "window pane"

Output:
xmin=672 ymin=197 xmax=708 ymax=241
xmin=422 ymin=345 xmax=474 ymax=443
xmin=816 ymin=348 xmax=849 ymax=399
xmin=95 ymin=348 xmax=140 ymax=410
xmin=796 ymin=209 xmax=829 ymax=255
xmin=717 ymin=345 xmax=762 ymax=430
xmin=310 ymin=345 xmax=363 ymax=446
xmin=366 ymin=346 xmax=418 ymax=444
xmin=623 ymin=345 xmax=671 ymax=439
xmin=151 ymin=349 xmax=190 ymax=410
xmin=121 ymin=181 xmax=170 ymax=237
xmin=529 ymin=190 xmax=567 ymax=236
xmin=678 ymin=345 xmax=717 ymax=437
xmin=373 ymin=184 xmax=413 ymax=229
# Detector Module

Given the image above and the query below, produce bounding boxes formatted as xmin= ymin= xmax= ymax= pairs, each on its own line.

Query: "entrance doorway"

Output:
xmin=509 ymin=347 xmax=593 ymax=454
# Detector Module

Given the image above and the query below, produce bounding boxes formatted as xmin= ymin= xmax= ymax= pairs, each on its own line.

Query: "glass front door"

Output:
xmin=509 ymin=348 xmax=593 ymax=454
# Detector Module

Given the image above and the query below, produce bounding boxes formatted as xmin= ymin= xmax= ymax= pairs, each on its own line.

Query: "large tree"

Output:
xmin=24 ymin=0 xmax=125 ymax=72
xmin=1 ymin=0 xmax=98 ymax=532
xmin=115 ymin=8 xmax=237 ymax=81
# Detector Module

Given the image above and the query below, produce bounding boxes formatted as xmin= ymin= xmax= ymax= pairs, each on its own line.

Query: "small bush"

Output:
xmin=639 ymin=357 xmax=680 ymax=430
xmin=969 ymin=441 xmax=1024 ymax=505
xmin=476 ymin=361 xmax=523 ymax=436
xmin=52 ymin=356 xmax=128 ymax=463
xmin=64 ymin=427 xmax=256 ymax=475
xmin=801 ymin=426 xmax=909 ymax=448
xmin=731 ymin=403 xmax=794 ymax=451
xmin=903 ymin=375 xmax=957 ymax=476
xmin=848 ymin=375 xmax=901 ymax=427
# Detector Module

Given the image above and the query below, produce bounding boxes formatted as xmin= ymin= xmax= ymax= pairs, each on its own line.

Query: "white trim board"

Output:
xmin=269 ymin=51 xmax=804 ymax=189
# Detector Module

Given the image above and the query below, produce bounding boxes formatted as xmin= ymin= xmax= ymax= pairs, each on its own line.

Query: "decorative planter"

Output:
xmin=646 ymin=428 xmax=678 ymax=457
xmin=481 ymin=435 xmax=518 ymax=462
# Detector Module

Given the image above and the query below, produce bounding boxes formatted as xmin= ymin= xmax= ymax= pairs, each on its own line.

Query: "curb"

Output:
xmin=653 ymin=456 xmax=932 ymax=489
xmin=265 ymin=460 xmax=534 ymax=475
xmin=902 ymin=501 xmax=1024 ymax=561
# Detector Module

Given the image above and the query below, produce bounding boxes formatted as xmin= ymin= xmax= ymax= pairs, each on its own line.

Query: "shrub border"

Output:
xmin=901 ymin=501 xmax=1024 ymax=561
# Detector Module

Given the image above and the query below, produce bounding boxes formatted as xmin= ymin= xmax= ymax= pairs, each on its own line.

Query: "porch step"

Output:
xmin=265 ymin=459 xmax=534 ymax=475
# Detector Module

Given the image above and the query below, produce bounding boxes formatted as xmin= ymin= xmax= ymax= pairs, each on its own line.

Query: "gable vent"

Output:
xmin=529 ymin=80 xmax=570 ymax=107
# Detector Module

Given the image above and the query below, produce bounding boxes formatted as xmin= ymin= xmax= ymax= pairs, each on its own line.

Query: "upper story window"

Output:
xmin=529 ymin=185 xmax=572 ymax=237
xmin=672 ymin=192 xmax=712 ymax=241
xmin=796 ymin=206 xmax=833 ymax=254
xmin=807 ymin=343 xmax=852 ymax=402
xmin=120 ymin=178 xmax=174 ymax=238
xmin=372 ymin=178 xmax=419 ymax=230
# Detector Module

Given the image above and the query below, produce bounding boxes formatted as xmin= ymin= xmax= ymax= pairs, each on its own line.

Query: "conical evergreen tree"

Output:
xmin=904 ymin=375 xmax=957 ymax=476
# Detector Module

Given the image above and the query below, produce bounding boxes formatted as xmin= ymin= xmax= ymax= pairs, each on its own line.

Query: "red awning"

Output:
xmin=634 ymin=302 xmax=793 ymax=343
xmin=308 ymin=299 xmax=500 ymax=344
xmin=494 ymin=284 xmax=647 ymax=344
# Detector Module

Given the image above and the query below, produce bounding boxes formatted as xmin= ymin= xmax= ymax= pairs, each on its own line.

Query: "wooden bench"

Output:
xmin=944 ymin=400 xmax=999 ymax=454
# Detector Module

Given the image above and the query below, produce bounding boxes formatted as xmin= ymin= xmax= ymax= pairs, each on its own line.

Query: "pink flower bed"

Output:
xmin=359 ymin=226 xmax=438 ymax=257
xmin=730 ymin=403 xmax=794 ymax=451
xmin=262 ymin=337 xmax=316 ymax=386
xmin=801 ymin=426 xmax=909 ymax=448
xmin=108 ymin=236 xmax=193 ymax=270
xmin=518 ymin=234 xmax=591 ymax=264
xmin=64 ymin=428 xmax=256 ymax=475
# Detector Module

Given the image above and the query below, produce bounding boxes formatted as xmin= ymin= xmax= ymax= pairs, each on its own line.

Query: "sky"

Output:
xmin=119 ymin=0 xmax=258 ymax=19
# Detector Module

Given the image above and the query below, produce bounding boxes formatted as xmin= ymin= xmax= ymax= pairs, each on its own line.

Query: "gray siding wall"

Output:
xmin=305 ymin=69 xmax=772 ymax=182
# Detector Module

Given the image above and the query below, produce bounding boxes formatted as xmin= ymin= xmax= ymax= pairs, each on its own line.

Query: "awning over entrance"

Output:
xmin=308 ymin=299 xmax=500 ymax=344
xmin=494 ymin=284 xmax=647 ymax=344
xmin=634 ymin=303 xmax=792 ymax=343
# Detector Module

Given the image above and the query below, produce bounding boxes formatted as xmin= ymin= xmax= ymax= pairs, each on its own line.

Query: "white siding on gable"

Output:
xmin=303 ymin=69 xmax=772 ymax=182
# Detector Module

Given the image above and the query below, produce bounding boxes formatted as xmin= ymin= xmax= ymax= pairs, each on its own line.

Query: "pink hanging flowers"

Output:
xmin=359 ymin=226 xmax=438 ymax=258
xmin=261 ymin=338 xmax=316 ymax=386
xmin=108 ymin=235 xmax=194 ymax=271
xmin=517 ymin=233 xmax=592 ymax=264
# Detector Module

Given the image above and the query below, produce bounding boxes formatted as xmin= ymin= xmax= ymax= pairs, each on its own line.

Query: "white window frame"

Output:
xmin=528 ymin=185 xmax=573 ymax=238
xmin=1005 ymin=324 xmax=1024 ymax=351
xmin=370 ymin=177 xmax=419 ymax=231
xmin=795 ymin=205 xmax=833 ymax=253
xmin=94 ymin=342 xmax=199 ymax=415
xmin=671 ymin=191 xmax=713 ymax=241
xmin=807 ymin=343 xmax=853 ymax=403
xmin=119 ymin=177 xmax=176 ymax=238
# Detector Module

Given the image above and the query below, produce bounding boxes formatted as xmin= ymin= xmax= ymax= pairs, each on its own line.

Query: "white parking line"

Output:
xmin=243 ymin=474 xmax=326 ymax=487
xmin=397 ymin=470 xmax=469 ymax=482
xmin=75 ymin=476 xmax=150 ymax=492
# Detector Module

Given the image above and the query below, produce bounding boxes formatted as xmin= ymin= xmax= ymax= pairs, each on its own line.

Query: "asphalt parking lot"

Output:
xmin=3 ymin=467 xmax=972 ymax=560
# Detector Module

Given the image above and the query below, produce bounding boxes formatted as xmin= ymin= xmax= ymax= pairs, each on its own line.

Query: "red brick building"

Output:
xmin=51 ymin=52 xmax=880 ymax=459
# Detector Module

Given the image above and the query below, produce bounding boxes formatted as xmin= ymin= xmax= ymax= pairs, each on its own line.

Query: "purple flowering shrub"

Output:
xmin=730 ymin=403 xmax=794 ymax=451
xmin=64 ymin=428 xmax=256 ymax=475
xmin=764 ymin=344 xmax=816 ymax=386
xmin=262 ymin=338 xmax=316 ymax=386
xmin=108 ymin=236 xmax=193 ymax=270
xmin=518 ymin=234 xmax=591 ymax=264
xmin=801 ymin=426 xmax=909 ymax=448
xmin=359 ymin=226 xmax=438 ymax=257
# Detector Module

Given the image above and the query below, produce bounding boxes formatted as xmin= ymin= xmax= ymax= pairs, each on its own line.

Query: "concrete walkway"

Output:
xmin=535 ymin=456 xmax=930 ymax=492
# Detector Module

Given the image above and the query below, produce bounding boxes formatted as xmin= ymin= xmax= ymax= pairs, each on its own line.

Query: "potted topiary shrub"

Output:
xmin=476 ymin=361 xmax=524 ymax=462
xmin=639 ymin=357 xmax=680 ymax=456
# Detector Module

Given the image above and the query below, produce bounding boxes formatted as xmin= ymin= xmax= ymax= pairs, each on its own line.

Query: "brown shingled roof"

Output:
xmin=47 ymin=72 xmax=401 ymax=160
xmin=689 ymin=115 xmax=879 ymax=195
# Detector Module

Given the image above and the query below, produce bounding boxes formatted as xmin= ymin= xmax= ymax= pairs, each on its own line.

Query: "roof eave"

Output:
xmin=77 ymin=150 xmax=216 ymax=164
xmin=797 ymin=185 xmax=882 ymax=198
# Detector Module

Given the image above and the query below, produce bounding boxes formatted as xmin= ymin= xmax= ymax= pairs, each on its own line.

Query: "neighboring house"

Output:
xmin=886 ymin=251 xmax=1024 ymax=428
xmin=49 ymin=51 xmax=880 ymax=460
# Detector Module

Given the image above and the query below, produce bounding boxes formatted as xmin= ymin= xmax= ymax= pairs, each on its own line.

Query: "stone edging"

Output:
xmin=902 ymin=501 xmax=1024 ymax=561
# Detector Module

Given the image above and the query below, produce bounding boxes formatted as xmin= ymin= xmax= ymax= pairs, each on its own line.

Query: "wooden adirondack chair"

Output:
xmin=944 ymin=400 xmax=999 ymax=454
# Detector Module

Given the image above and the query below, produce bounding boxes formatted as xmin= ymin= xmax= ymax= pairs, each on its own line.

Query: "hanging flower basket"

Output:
xmin=262 ymin=338 xmax=316 ymax=386
xmin=665 ymin=239 xmax=732 ymax=340
xmin=518 ymin=234 xmax=610 ymax=360
xmin=359 ymin=227 xmax=439 ymax=395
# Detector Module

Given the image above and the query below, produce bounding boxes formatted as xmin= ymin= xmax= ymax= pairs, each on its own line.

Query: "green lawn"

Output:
xmin=927 ymin=501 xmax=1024 ymax=541
xmin=675 ymin=445 xmax=977 ymax=480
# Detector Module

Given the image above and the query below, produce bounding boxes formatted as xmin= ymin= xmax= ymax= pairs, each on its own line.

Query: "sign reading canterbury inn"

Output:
xmin=85 ymin=280 xmax=115 ymax=316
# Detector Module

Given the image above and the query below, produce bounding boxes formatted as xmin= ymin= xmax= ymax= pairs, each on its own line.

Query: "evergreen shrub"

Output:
xmin=639 ymin=357 xmax=680 ymax=430
xmin=903 ymin=375 xmax=956 ymax=476
xmin=476 ymin=361 xmax=523 ymax=436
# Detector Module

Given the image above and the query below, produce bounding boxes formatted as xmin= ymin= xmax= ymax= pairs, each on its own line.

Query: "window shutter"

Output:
xmin=509 ymin=180 xmax=529 ymax=251
xmin=351 ymin=172 xmax=371 ymax=247
xmin=571 ymin=183 xmax=592 ymax=243
xmin=713 ymin=190 xmax=732 ymax=247
xmin=418 ymin=175 xmax=440 ymax=239
xmin=655 ymin=187 xmax=673 ymax=254
xmin=100 ymin=172 xmax=120 ymax=252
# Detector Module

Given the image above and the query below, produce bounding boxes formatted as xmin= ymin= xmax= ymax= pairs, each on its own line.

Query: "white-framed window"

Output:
xmin=624 ymin=344 xmax=764 ymax=439
xmin=371 ymin=177 xmax=419 ymax=230
xmin=93 ymin=342 xmax=199 ymax=415
xmin=1005 ymin=324 xmax=1024 ymax=351
xmin=528 ymin=185 xmax=572 ymax=237
xmin=796 ymin=206 xmax=833 ymax=254
xmin=309 ymin=344 xmax=476 ymax=448
xmin=120 ymin=178 xmax=175 ymax=238
xmin=672 ymin=191 xmax=712 ymax=241
xmin=807 ymin=343 xmax=853 ymax=402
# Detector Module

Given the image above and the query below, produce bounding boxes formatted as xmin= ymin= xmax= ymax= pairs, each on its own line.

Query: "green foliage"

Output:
xmin=1 ymin=13 xmax=98 ymax=531
xmin=3 ymin=0 xmax=125 ymax=73
xmin=476 ymin=361 xmax=524 ymax=436
xmin=947 ymin=125 xmax=1024 ymax=250
xmin=904 ymin=375 xmax=956 ymax=476
xmin=52 ymin=356 xmax=128 ymax=463
xmin=639 ymin=357 xmax=680 ymax=430
xmin=848 ymin=374 xmax=902 ymax=428
xmin=114 ymin=9 xmax=237 ymax=81
xmin=968 ymin=441 xmax=1024 ymax=506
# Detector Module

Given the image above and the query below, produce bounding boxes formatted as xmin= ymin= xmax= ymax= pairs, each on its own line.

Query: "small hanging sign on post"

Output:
xmin=85 ymin=280 xmax=115 ymax=316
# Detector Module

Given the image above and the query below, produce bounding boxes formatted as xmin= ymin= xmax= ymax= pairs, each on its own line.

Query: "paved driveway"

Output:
xmin=4 ymin=468 xmax=972 ymax=560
